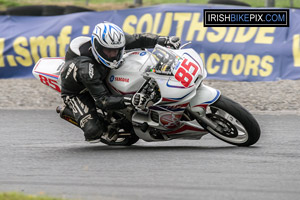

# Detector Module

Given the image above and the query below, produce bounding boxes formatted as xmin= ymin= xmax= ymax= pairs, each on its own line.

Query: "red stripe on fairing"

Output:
xmin=181 ymin=103 xmax=189 ymax=107
xmin=165 ymin=124 xmax=206 ymax=135
xmin=35 ymin=71 xmax=59 ymax=79
xmin=162 ymin=97 xmax=178 ymax=102
xmin=193 ymin=104 xmax=208 ymax=109
xmin=108 ymin=82 xmax=136 ymax=95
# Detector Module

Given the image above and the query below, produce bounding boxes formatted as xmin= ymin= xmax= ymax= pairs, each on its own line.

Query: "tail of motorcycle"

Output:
xmin=32 ymin=57 xmax=65 ymax=93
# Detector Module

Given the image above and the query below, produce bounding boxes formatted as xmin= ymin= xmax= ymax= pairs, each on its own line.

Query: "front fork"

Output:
xmin=186 ymin=106 xmax=223 ymax=133
xmin=187 ymin=83 xmax=223 ymax=133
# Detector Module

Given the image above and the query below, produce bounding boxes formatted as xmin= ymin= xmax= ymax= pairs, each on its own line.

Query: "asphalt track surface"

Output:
xmin=0 ymin=110 xmax=299 ymax=200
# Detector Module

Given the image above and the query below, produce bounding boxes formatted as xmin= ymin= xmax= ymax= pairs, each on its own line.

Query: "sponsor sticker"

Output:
xmin=115 ymin=77 xmax=129 ymax=83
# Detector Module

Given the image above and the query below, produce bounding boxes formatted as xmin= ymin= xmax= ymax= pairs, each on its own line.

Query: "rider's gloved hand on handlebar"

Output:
xmin=122 ymin=94 xmax=144 ymax=108
xmin=123 ymin=94 xmax=146 ymax=108
xmin=133 ymin=93 xmax=147 ymax=106
xmin=131 ymin=93 xmax=149 ymax=110
xmin=158 ymin=36 xmax=181 ymax=49
xmin=166 ymin=36 xmax=181 ymax=49
xmin=133 ymin=94 xmax=141 ymax=106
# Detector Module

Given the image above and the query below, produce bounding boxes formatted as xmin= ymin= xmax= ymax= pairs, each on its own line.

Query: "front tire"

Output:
xmin=203 ymin=95 xmax=260 ymax=146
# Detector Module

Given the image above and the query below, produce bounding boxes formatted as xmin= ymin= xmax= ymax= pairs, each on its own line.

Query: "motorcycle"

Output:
xmin=32 ymin=44 xmax=260 ymax=146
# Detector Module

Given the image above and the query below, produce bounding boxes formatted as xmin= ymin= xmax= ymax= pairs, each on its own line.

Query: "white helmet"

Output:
xmin=91 ymin=22 xmax=126 ymax=69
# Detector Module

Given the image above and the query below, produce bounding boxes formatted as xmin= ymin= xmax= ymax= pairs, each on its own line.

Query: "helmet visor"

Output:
xmin=93 ymin=38 xmax=123 ymax=63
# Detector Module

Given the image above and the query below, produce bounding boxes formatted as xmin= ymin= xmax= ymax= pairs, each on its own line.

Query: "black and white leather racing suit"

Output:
xmin=60 ymin=33 xmax=169 ymax=141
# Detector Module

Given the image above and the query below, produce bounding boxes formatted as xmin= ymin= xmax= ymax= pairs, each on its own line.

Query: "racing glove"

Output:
xmin=132 ymin=93 xmax=146 ymax=107
xmin=158 ymin=36 xmax=181 ymax=49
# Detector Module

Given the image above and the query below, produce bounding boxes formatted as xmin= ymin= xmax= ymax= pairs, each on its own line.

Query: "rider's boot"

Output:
xmin=56 ymin=105 xmax=79 ymax=127
xmin=84 ymin=119 xmax=106 ymax=143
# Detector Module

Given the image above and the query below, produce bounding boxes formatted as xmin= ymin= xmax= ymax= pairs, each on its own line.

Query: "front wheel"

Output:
xmin=201 ymin=95 xmax=261 ymax=146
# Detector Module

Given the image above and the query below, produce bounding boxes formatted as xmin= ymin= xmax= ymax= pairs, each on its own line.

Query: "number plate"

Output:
xmin=173 ymin=56 xmax=201 ymax=88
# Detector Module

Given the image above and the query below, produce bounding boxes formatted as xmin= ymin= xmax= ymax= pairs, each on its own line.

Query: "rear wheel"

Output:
xmin=200 ymin=95 xmax=260 ymax=146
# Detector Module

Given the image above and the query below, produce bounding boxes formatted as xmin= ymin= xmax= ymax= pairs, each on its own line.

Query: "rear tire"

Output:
xmin=202 ymin=95 xmax=260 ymax=146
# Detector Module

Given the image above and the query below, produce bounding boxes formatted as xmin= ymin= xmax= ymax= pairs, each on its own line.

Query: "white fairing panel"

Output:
xmin=32 ymin=57 xmax=64 ymax=78
xmin=106 ymin=51 xmax=150 ymax=94
xmin=149 ymin=74 xmax=196 ymax=104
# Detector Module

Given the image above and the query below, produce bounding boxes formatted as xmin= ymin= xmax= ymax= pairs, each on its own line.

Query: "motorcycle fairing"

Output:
xmin=132 ymin=111 xmax=207 ymax=142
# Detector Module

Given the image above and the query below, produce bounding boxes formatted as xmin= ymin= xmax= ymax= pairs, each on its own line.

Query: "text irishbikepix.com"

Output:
xmin=204 ymin=9 xmax=289 ymax=27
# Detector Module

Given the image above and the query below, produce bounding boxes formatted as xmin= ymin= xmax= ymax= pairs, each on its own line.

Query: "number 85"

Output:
xmin=174 ymin=58 xmax=199 ymax=87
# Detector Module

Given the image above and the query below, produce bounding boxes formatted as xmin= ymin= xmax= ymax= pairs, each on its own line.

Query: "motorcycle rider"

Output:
xmin=58 ymin=22 xmax=181 ymax=143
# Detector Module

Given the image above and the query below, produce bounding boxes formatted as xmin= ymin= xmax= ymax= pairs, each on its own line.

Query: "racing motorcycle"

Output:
xmin=32 ymin=44 xmax=260 ymax=146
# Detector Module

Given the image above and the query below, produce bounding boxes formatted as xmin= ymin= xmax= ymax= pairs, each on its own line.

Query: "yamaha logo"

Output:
xmin=115 ymin=77 xmax=129 ymax=83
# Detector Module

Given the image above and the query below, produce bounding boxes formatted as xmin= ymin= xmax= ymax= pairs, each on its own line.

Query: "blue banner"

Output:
xmin=1 ymin=4 xmax=300 ymax=81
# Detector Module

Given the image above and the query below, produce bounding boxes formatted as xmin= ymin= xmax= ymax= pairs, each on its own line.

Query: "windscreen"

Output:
xmin=144 ymin=45 xmax=180 ymax=75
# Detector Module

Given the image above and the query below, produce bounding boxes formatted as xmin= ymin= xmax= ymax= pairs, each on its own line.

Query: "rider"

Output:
xmin=58 ymin=22 xmax=181 ymax=143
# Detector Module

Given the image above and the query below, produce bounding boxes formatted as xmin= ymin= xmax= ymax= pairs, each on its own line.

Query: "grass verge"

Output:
xmin=0 ymin=192 xmax=71 ymax=200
